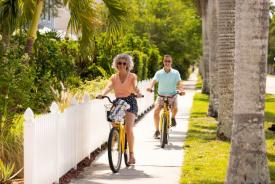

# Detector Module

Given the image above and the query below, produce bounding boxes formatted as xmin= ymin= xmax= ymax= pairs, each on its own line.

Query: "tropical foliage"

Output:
xmin=0 ymin=0 xmax=202 ymax=180
xmin=129 ymin=0 xmax=202 ymax=79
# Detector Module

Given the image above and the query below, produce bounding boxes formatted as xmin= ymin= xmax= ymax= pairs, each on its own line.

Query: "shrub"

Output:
xmin=147 ymin=48 xmax=161 ymax=78
xmin=125 ymin=50 xmax=143 ymax=80
xmin=141 ymin=53 xmax=149 ymax=80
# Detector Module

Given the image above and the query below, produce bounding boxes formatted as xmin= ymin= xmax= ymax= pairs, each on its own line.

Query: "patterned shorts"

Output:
xmin=155 ymin=95 xmax=178 ymax=108
xmin=115 ymin=94 xmax=138 ymax=116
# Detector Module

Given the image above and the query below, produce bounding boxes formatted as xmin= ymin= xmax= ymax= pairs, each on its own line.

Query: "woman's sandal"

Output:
xmin=128 ymin=152 xmax=136 ymax=165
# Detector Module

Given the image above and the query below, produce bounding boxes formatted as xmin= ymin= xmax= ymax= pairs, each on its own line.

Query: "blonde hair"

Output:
xmin=112 ymin=54 xmax=134 ymax=71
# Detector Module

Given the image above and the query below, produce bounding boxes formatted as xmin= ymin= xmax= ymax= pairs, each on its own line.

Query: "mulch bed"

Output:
xmin=58 ymin=143 xmax=107 ymax=184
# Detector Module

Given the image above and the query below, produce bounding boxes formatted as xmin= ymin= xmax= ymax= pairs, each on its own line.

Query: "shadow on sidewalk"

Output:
xmin=89 ymin=167 xmax=153 ymax=180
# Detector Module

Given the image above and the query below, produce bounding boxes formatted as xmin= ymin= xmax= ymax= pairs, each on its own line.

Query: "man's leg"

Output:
xmin=153 ymin=104 xmax=162 ymax=138
xmin=171 ymin=106 xmax=178 ymax=126
xmin=172 ymin=106 xmax=178 ymax=118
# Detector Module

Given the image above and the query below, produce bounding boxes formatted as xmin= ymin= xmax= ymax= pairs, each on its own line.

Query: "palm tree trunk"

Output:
xmin=25 ymin=0 xmax=44 ymax=55
xmin=0 ymin=29 xmax=10 ymax=56
xmin=226 ymin=0 xmax=270 ymax=183
xmin=216 ymin=0 xmax=235 ymax=140
xmin=207 ymin=0 xmax=218 ymax=118
xmin=200 ymin=0 xmax=210 ymax=94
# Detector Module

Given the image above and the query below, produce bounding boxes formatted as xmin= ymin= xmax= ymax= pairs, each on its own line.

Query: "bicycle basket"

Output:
xmin=104 ymin=104 xmax=115 ymax=122
xmin=106 ymin=99 xmax=130 ymax=122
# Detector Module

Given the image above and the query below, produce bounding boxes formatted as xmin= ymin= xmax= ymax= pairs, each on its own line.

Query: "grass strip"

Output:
xmin=180 ymin=93 xmax=275 ymax=184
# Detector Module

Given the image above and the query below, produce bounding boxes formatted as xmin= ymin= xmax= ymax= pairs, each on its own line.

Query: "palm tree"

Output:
xmin=206 ymin=0 xmax=218 ymax=118
xmin=24 ymin=0 xmax=127 ymax=55
xmin=216 ymin=0 xmax=235 ymax=140
xmin=24 ymin=0 xmax=43 ymax=55
xmin=226 ymin=0 xmax=270 ymax=183
xmin=199 ymin=0 xmax=210 ymax=94
xmin=0 ymin=0 xmax=20 ymax=55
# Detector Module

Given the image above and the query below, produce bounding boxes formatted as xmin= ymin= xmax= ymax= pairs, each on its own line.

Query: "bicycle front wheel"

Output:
xmin=160 ymin=115 xmax=168 ymax=148
xmin=108 ymin=127 xmax=122 ymax=173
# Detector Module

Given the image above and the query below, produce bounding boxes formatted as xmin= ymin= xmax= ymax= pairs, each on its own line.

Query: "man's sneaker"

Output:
xmin=171 ymin=118 xmax=177 ymax=127
xmin=153 ymin=130 xmax=160 ymax=139
xmin=268 ymin=124 xmax=275 ymax=131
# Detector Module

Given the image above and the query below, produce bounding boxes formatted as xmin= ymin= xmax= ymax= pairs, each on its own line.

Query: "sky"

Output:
xmin=273 ymin=0 xmax=275 ymax=5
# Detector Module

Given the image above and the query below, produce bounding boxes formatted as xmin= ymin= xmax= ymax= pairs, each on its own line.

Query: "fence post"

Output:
xmin=50 ymin=102 xmax=60 ymax=183
xmin=70 ymin=96 xmax=78 ymax=168
xmin=24 ymin=108 xmax=35 ymax=184
xmin=83 ymin=92 xmax=90 ymax=103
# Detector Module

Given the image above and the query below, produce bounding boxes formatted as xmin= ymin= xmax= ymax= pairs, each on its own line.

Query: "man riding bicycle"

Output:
xmin=147 ymin=55 xmax=185 ymax=139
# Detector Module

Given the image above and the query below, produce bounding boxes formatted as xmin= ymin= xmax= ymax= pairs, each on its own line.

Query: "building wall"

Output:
xmin=53 ymin=7 xmax=70 ymax=31
xmin=39 ymin=0 xmax=70 ymax=32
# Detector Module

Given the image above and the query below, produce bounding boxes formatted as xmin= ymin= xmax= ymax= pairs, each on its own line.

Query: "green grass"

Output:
xmin=180 ymin=93 xmax=275 ymax=184
xmin=195 ymin=74 xmax=202 ymax=89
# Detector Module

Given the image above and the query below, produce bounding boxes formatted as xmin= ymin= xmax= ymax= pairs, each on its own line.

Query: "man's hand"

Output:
xmin=179 ymin=91 xmax=185 ymax=96
xmin=146 ymin=88 xmax=154 ymax=93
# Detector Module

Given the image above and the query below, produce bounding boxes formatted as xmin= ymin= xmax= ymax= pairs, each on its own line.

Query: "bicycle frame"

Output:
xmin=112 ymin=122 xmax=126 ymax=153
xmin=159 ymin=98 xmax=171 ymax=132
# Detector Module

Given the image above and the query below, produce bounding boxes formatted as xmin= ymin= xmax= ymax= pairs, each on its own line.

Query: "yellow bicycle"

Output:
xmin=97 ymin=95 xmax=129 ymax=173
xmin=157 ymin=92 xmax=179 ymax=148
xmin=97 ymin=95 xmax=142 ymax=173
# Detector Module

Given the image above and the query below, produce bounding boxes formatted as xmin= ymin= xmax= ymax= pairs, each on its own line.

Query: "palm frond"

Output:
xmin=102 ymin=0 xmax=128 ymax=41
xmin=21 ymin=0 xmax=35 ymax=24
xmin=0 ymin=0 xmax=20 ymax=32
xmin=65 ymin=0 xmax=98 ymax=56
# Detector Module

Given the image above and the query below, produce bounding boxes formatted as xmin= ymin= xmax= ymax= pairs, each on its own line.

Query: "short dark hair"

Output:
xmin=163 ymin=55 xmax=172 ymax=61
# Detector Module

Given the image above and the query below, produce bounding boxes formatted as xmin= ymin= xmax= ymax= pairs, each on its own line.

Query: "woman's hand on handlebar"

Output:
xmin=146 ymin=88 xmax=154 ymax=93
xmin=96 ymin=94 xmax=103 ymax=99
xmin=135 ymin=93 xmax=144 ymax=98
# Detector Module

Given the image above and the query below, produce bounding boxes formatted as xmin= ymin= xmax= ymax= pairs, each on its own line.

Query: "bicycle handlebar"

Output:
xmin=147 ymin=88 xmax=185 ymax=97
xmin=96 ymin=94 xmax=144 ymax=104
xmin=98 ymin=96 xmax=113 ymax=103
xmin=157 ymin=91 xmax=179 ymax=98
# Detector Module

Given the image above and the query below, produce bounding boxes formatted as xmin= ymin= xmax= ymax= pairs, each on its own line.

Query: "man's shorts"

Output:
xmin=155 ymin=95 xmax=178 ymax=108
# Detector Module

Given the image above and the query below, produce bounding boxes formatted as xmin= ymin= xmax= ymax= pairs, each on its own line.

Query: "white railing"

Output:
xmin=24 ymin=80 xmax=154 ymax=184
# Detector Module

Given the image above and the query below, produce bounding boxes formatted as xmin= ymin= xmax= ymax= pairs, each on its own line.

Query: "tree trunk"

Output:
xmin=200 ymin=0 xmax=210 ymax=94
xmin=226 ymin=0 xmax=270 ymax=183
xmin=207 ymin=0 xmax=219 ymax=118
xmin=0 ymin=29 xmax=10 ymax=56
xmin=25 ymin=0 xmax=44 ymax=55
xmin=216 ymin=0 xmax=235 ymax=140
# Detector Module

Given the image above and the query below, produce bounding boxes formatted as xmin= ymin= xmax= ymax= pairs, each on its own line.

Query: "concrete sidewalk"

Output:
xmin=70 ymin=70 xmax=198 ymax=184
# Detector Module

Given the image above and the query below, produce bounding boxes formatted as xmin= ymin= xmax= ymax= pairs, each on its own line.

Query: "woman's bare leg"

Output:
xmin=125 ymin=112 xmax=136 ymax=163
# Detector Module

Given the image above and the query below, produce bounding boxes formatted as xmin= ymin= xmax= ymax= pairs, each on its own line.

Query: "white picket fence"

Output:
xmin=24 ymin=80 xmax=154 ymax=184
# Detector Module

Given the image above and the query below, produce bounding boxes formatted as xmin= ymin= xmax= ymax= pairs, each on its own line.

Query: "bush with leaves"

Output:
xmin=33 ymin=32 xmax=78 ymax=82
xmin=141 ymin=53 xmax=149 ymax=79
xmin=147 ymin=48 xmax=161 ymax=78
xmin=125 ymin=50 xmax=143 ymax=79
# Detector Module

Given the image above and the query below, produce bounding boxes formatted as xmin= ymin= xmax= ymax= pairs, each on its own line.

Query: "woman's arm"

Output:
xmin=133 ymin=74 xmax=142 ymax=96
xmin=101 ymin=79 xmax=113 ymax=96
xmin=96 ymin=76 xmax=114 ymax=99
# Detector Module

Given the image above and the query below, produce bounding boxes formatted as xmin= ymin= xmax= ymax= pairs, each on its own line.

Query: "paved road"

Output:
xmin=70 ymin=71 xmax=198 ymax=184
xmin=267 ymin=75 xmax=275 ymax=94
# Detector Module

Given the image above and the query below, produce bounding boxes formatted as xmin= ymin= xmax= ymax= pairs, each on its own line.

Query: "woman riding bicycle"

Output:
xmin=97 ymin=53 xmax=143 ymax=165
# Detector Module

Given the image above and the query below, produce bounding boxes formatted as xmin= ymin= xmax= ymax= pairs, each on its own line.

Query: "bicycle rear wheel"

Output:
xmin=160 ymin=115 xmax=168 ymax=148
xmin=108 ymin=127 xmax=122 ymax=173
xmin=124 ymin=135 xmax=130 ymax=167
